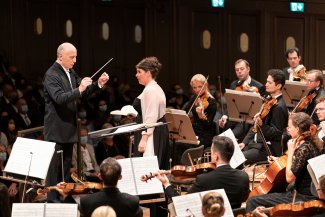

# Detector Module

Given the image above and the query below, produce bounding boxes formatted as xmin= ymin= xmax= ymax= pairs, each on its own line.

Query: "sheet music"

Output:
xmin=4 ymin=137 xmax=55 ymax=179
xmin=308 ymin=154 xmax=325 ymax=182
xmin=218 ymin=129 xmax=246 ymax=168
xmin=45 ymin=204 xmax=78 ymax=217
xmin=117 ymin=158 xmax=137 ymax=195
xmin=110 ymin=123 xmax=145 ymax=135
xmin=172 ymin=189 xmax=234 ymax=217
xmin=117 ymin=156 xmax=163 ymax=196
xmin=132 ymin=156 xmax=164 ymax=195
xmin=282 ymin=80 xmax=307 ymax=107
xmin=12 ymin=203 xmax=45 ymax=217
xmin=172 ymin=193 xmax=203 ymax=217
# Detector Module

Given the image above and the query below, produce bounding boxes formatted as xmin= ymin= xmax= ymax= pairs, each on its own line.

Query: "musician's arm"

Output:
xmin=285 ymin=139 xmax=296 ymax=183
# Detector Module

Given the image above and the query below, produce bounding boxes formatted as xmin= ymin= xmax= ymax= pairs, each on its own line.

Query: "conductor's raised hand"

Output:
xmin=79 ymin=77 xmax=93 ymax=93
xmin=98 ymin=72 xmax=109 ymax=87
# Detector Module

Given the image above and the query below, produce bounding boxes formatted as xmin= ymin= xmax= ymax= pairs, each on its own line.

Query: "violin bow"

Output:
xmin=187 ymin=75 xmax=209 ymax=116
xmin=217 ymin=75 xmax=224 ymax=115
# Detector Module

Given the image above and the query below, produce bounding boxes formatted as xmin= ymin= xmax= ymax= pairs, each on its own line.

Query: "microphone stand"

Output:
xmin=22 ymin=152 xmax=33 ymax=203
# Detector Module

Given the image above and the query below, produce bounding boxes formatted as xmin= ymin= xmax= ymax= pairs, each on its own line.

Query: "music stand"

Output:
xmin=224 ymin=89 xmax=263 ymax=125
xmin=282 ymin=80 xmax=307 ymax=108
xmin=165 ymin=108 xmax=199 ymax=165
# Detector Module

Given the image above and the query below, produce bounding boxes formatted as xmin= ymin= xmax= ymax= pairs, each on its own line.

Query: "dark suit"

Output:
xmin=79 ymin=187 xmax=143 ymax=217
xmin=43 ymin=62 xmax=100 ymax=201
xmin=165 ymin=165 xmax=250 ymax=208
xmin=242 ymin=95 xmax=288 ymax=163
xmin=306 ymin=88 xmax=325 ymax=125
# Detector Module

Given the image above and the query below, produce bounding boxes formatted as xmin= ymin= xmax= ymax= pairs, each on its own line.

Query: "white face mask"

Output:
xmin=80 ymin=136 xmax=88 ymax=144
xmin=21 ymin=105 xmax=29 ymax=113
xmin=0 ymin=152 xmax=7 ymax=161
xmin=99 ymin=105 xmax=107 ymax=112
xmin=78 ymin=111 xmax=87 ymax=118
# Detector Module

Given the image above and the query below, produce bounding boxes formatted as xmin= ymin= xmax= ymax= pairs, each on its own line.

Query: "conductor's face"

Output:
xmin=58 ymin=46 xmax=77 ymax=69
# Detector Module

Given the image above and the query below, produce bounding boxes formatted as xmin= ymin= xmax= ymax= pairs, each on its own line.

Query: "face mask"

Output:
xmin=112 ymin=115 xmax=121 ymax=122
xmin=21 ymin=105 xmax=29 ymax=113
xmin=99 ymin=105 xmax=107 ymax=112
xmin=210 ymin=89 xmax=216 ymax=96
xmin=80 ymin=136 xmax=88 ymax=144
xmin=78 ymin=111 xmax=87 ymax=118
xmin=0 ymin=152 xmax=7 ymax=161
xmin=176 ymin=89 xmax=183 ymax=95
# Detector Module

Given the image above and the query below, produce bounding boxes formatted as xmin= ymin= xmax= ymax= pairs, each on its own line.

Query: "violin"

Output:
xmin=292 ymin=91 xmax=317 ymax=113
xmin=270 ymin=200 xmax=325 ymax=216
xmin=194 ymin=91 xmax=210 ymax=120
xmin=36 ymin=181 xmax=103 ymax=195
xmin=141 ymin=163 xmax=216 ymax=182
xmin=252 ymin=97 xmax=277 ymax=133
xmin=235 ymin=81 xmax=259 ymax=93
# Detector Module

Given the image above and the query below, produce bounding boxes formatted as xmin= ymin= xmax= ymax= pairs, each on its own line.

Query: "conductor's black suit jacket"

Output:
xmin=43 ymin=62 xmax=99 ymax=143
xmin=165 ymin=165 xmax=250 ymax=209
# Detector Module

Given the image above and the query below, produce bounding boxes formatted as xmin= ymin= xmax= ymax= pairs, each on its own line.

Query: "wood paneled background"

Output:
xmin=2 ymin=0 xmax=325 ymax=94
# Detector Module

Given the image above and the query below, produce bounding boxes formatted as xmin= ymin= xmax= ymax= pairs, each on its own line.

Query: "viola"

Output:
xmin=252 ymin=98 xmax=277 ymax=133
xmin=270 ymin=200 xmax=325 ymax=216
xmin=140 ymin=163 xmax=216 ymax=182
xmin=292 ymin=91 xmax=317 ymax=113
xmin=36 ymin=181 xmax=103 ymax=195
xmin=235 ymin=81 xmax=259 ymax=93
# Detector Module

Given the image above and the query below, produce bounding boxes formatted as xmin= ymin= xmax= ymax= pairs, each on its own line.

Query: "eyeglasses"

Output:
xmin=306 ymin=79 xmax=316 ymax=83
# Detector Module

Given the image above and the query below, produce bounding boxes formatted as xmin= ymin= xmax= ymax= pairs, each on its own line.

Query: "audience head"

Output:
xmin=99 ymin=157 xmax=122 ymax=187
xmin=79 ymin=127 xmax=88 ymax=145
xmin=234 ymin=59 xmax=250 ymax=81
xmin=190 ymin=74 xmax=208 ymax=95
xmin=266 ymin=69 xmax=285 ymax=90
xmin=201 ymin=192 xmax=225 ymax=217
xmin=91 ymin=205 xmax=116 ymax=217
xmin=211 ymin=136 xmax=234 ymax=164
xmin=136 ymin=56 xmax=162 ymax=80
xmin=56 ymin=42 xmax=77 ymax=69
xmin=285 ymin=47 xmax=301 ymax=69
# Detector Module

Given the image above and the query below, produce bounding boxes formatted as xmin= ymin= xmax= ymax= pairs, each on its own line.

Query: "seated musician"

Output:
xmin=246 ymin=112 xmax=324 ymax=213
xmin=219 ymin=59 xmax=266 ymax=141
xmin=283 ymin=47 xmax=306 ymax=82
xmin=315 ymin=96 xmax=325 ymax=148
xmin=305 ymin=69 xmax=325 ymax=125
xmin=238 ymin=69 xmax=288 ymax=164
xmin=56 ymin=157 xmax=143 ymax=217
xmin=156 ymin=136 xmax=250 ymax=209
xmin=185 ymin=74 xmax=217 ymax=149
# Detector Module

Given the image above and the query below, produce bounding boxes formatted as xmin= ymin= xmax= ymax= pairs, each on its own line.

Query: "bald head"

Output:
xmin=56 ymin=42 xmax=77 ymax=69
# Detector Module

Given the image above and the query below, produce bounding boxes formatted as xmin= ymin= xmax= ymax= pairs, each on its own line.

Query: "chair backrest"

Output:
xmin=180 ymin=145 xmax=204 ymax=166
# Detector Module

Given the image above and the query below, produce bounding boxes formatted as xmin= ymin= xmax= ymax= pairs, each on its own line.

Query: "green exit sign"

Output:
xmin=290 ymin=2 xmax=304 ymax=12
xmin=211 ymin=0 xmax=225 ymax=8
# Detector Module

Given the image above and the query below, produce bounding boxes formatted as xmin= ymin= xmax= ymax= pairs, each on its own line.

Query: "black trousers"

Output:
xmin=45 ymin=142 xmax=73 ymax=202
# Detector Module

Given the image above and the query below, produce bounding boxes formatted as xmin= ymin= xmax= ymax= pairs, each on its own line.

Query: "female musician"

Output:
xmin=133 ymin=56 xmax=169 ymax=169
xmin=186 ymin=74 xmax=217 ymax=149
xmin=246 ymin=112 xmax=324 ymax=212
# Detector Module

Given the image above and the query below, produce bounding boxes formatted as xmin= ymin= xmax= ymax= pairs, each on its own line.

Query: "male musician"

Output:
xmin=156 ymin=136 xmax=250 ymax=209
xmin=283 ymin=47 xmax=306 ymax=81
xmin=238 ymin=69 xmax=288 ymax=164
xmin=305 ymin=69 xmax=325 ymax=125
xmin=315 ymin=96 xmax=325 ymax=146
xmin=56 ymin=157 xmax=143 ymax=217
xmin=219 ymin=59 xmax=266 ymax=141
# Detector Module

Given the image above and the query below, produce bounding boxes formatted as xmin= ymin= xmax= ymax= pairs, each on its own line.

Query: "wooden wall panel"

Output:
xmin=273 ymin=16 xmax=305 ymax=70
xmin=227 ymin=13 xmax=261 ymax=85
xmin=315 ymin=18 xmax=325 ymax=70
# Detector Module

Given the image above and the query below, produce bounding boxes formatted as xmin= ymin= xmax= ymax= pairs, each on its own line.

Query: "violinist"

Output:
xmin=246 ymin=112 xmax=324 ymax=213
xmin=239 ymin=69 xmax=288 ymax=164
xmin=315 ymin=96 xmax=325 ymax=147
xmin=304 ymin=70 xmax=325 ymax=125
xmin=56 ymin=157 xmax=143 ymax=217
xmin=185 ymin=74 xmax=217 ymax=149
xmin=283 ymin=47 xmax=307 ymax=82
xmin=155 ymin=136 xmax=250 ymax=209
xmin=219 ymin=59 xmax=266 ymax=141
